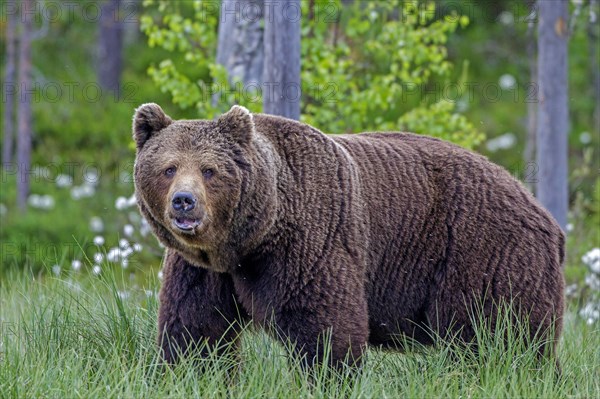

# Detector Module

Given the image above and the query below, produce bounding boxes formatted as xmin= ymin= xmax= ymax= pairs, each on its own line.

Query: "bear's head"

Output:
xmin=132 ymin=103 xmax=278 ymax=272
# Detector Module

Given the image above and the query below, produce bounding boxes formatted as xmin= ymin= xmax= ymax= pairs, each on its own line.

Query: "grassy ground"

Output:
xmin=0 ymin=269 xmax=598 ymax=399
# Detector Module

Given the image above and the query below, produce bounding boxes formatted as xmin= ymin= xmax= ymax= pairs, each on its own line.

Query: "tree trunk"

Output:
xmin=214 ymin=0 xmax=264 ymax=108
xmin=263 ymin=0 xmax=301 ymax=120
xmin=524 ymin=0 xmax=537 ymax=193
xmin=17 ymin=0 xmax=34 ymax=211
xmin=589 ymin=0 xmax=600 ymax=130
xmin=536 ymin=0 xmax=569 ymax=230
xmin=97 ymin=0 xmax=123 ymax=93
xmin=2 ymin=0 xmax=18 ymax=166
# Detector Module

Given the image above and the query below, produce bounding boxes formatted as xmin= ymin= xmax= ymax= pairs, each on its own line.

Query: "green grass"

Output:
xmin=0 ymin=269 xmax=598 ymax=399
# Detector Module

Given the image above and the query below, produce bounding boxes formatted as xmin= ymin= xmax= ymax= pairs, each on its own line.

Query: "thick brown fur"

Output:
xmin=133 ymin=104 xmax=565 ymax=368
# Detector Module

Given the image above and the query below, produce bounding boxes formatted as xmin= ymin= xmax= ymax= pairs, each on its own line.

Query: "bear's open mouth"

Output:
xmin=172 ymin=217 xmax=201 ymax=232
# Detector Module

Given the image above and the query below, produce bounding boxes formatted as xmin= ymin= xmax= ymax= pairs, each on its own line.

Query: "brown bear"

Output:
xmin=132 ymin=103 xmax=565 ymax=368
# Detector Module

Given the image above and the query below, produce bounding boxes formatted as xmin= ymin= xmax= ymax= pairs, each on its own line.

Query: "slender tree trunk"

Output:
xmin=17 ymin=0 xmax=34 ymax=211
xmin=589 ymin=0 xmax=600 ymax=130
xmin=97 ymin=0 xmax=123 ymax=93
xmin=122 ymin=0 xmax=142 ymax=45
xmin=214 ymin=0 xmax=264 ymax=108
xmin=2 ymin=0 xmax=18 ymax=166
xmin=524 ymin=0 xmax=537 ymax=193
xmin=263 ymin=0 xmax=301 ymax=120
xmin=536 ymin=0 xmax=569 ymax=230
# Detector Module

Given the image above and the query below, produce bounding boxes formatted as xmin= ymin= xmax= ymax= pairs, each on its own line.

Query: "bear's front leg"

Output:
xmin=158 ymin=250 xmax=246 ymax=364
xmin=274 ymin=272 xmax=369 ymax=370
xmin=276 ymin=300 xmax=369 ymax=372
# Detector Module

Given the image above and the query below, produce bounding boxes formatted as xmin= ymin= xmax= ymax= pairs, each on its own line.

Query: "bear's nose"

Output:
xmin=172 ymin=191 xmax=196 ymax=212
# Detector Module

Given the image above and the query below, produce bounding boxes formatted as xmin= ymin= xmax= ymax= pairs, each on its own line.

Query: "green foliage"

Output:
xmin=397 ymin=100 xmax=484 ymax=148
xmin=446 ymin=0 xmax=599 ymax=170
xmin=141 ymin=0 xmax=225 ymax=116
xmin=0 ymin=2 xmax=189 ymax=276
xmin=17 ymin=1 xmax=185 ymax=163
xmin=0 ymin=169 xmax=162 ymax=279
xmin=141 ymin=0 xmax=483 ymax=148
xmin=565 ymin=148 xmax=600 ymax=276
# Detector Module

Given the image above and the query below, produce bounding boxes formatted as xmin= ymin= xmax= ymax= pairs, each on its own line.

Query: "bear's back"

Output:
xmin=330 ymin=132 xmax=564 ymax=339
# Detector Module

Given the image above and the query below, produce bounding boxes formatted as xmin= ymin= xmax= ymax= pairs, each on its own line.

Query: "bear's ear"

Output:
xmin=132 ymin=103 xmax=172 ymax=149
xmin=217 ymin=105 xmax=255 ymax=145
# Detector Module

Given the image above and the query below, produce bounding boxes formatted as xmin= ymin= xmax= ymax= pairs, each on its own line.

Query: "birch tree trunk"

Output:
xmin=97 ymin=0 xmax=123 ymax=93
xmin=589 ymin=0 xmax=600 ymax=130
xmin=263 ymin=0 xmax=301 ymax=120
xmin=214 ymin=0 xmax=264 ymax=108
xmin=536 ymin=0 xmax=569 ymax=230
xmin=2 ymin=0 xmax=18 ymax=166
xmin=17 ymin=0 xmax=34 ymax=211
xmin=524 ymin=0 xmax=537 ymax=193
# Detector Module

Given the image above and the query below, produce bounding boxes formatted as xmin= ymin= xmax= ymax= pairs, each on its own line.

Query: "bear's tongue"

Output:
xmin=175 ymin=217 xmax=198 ymax=230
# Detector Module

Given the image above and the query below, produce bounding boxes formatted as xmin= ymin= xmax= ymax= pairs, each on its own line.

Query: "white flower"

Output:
xmin=80 ymin=184 xmax=95 ymax=197
xmin=485 ymin=133 xmax=516 ymax=152
xmin=93 ymin=253 xmax=104 ymax=264
xmin=119 ymin=238 xmax=130 ymax=249
xmin=579 ymin=131 xmax=591 ymax=145
xmin=27 ymin=194 xmax=41 ymax=208
xmin=117 ymin=290 xmax=130 ymax=300
xmin=92 ymin=265 xmax=101 ymax=275
xmin=455 ymin=99 xmax=469 ymax=113
xmin=71 ymin=185 xmax=95 ymax=200
xmin=119 ymin=170 xmax=133 ymax=184
xmin=123 ymin=224 xmax=134 ymax=237
xmin=115 ymin=196 xmax=128 ymax=210
xmin=583 ymin=248 xmax=600 ymax=275
xmin=579 ymin=303 xmax=599 ymax=325
xmin=55 ymin=174 xmax=73 ymax=188
xmin=52 ymin=264 xmax=61 ymax=276
xmin=121 ymin=259 xmax=129 ymax=269
xmin=93 ymin=235 xmax=105 ymax=246
xmin=90 ymin=217 xmax=104 ymax=233
xmin=499 ymin=74 xmax=516 ymax=90
xmin=144 ymin=290 xmax=154 ymax=298
xmin=566 ymin=223 xmax=574 ymax=233
xmin=70 ymin=186 xmax=82 ymax=200
xmin=40 ymin=195 xmax=55 ymax=209
xmin=28 ymin=194 xmax=54 ymax=210
xmin=133 ymin=243 xmax=143 ymax=252
xmin=585 ymin=273 xmax=600 ymax=291
xmin=140 ymin=220 xmax=151 ymax=237
xmin=128 ymin=211 xmax=141 ymax=224
xmin=127 ymin=194 xmax=137 ymax=207
xmin=83 ymin=167 xmax=100 ymax=186
xmin=65 ymin=279 xmax=82 ymax=292
xmin=121 ymin=247 xmax=134 ymax=258
xmin=158 ymin=270 xmax=164 ymax=280
xmin=71 ymin=260 xmax=82 ymax=271
xmin=564 ymin=283 xmax=578 ymax=298
xmin=592 ymin=261 xmax=600 ymax=275
xmin=107 ymin=247 xmax=122 ymax=263
xmin=498 ymin=11 xmax=514 ymax=26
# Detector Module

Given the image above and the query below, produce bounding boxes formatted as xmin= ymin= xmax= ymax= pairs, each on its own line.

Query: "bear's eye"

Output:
xmin=164 ymin=167 xmax=177 ymax=177
xmin=202 ymin=168 xmax=214 ymax=179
